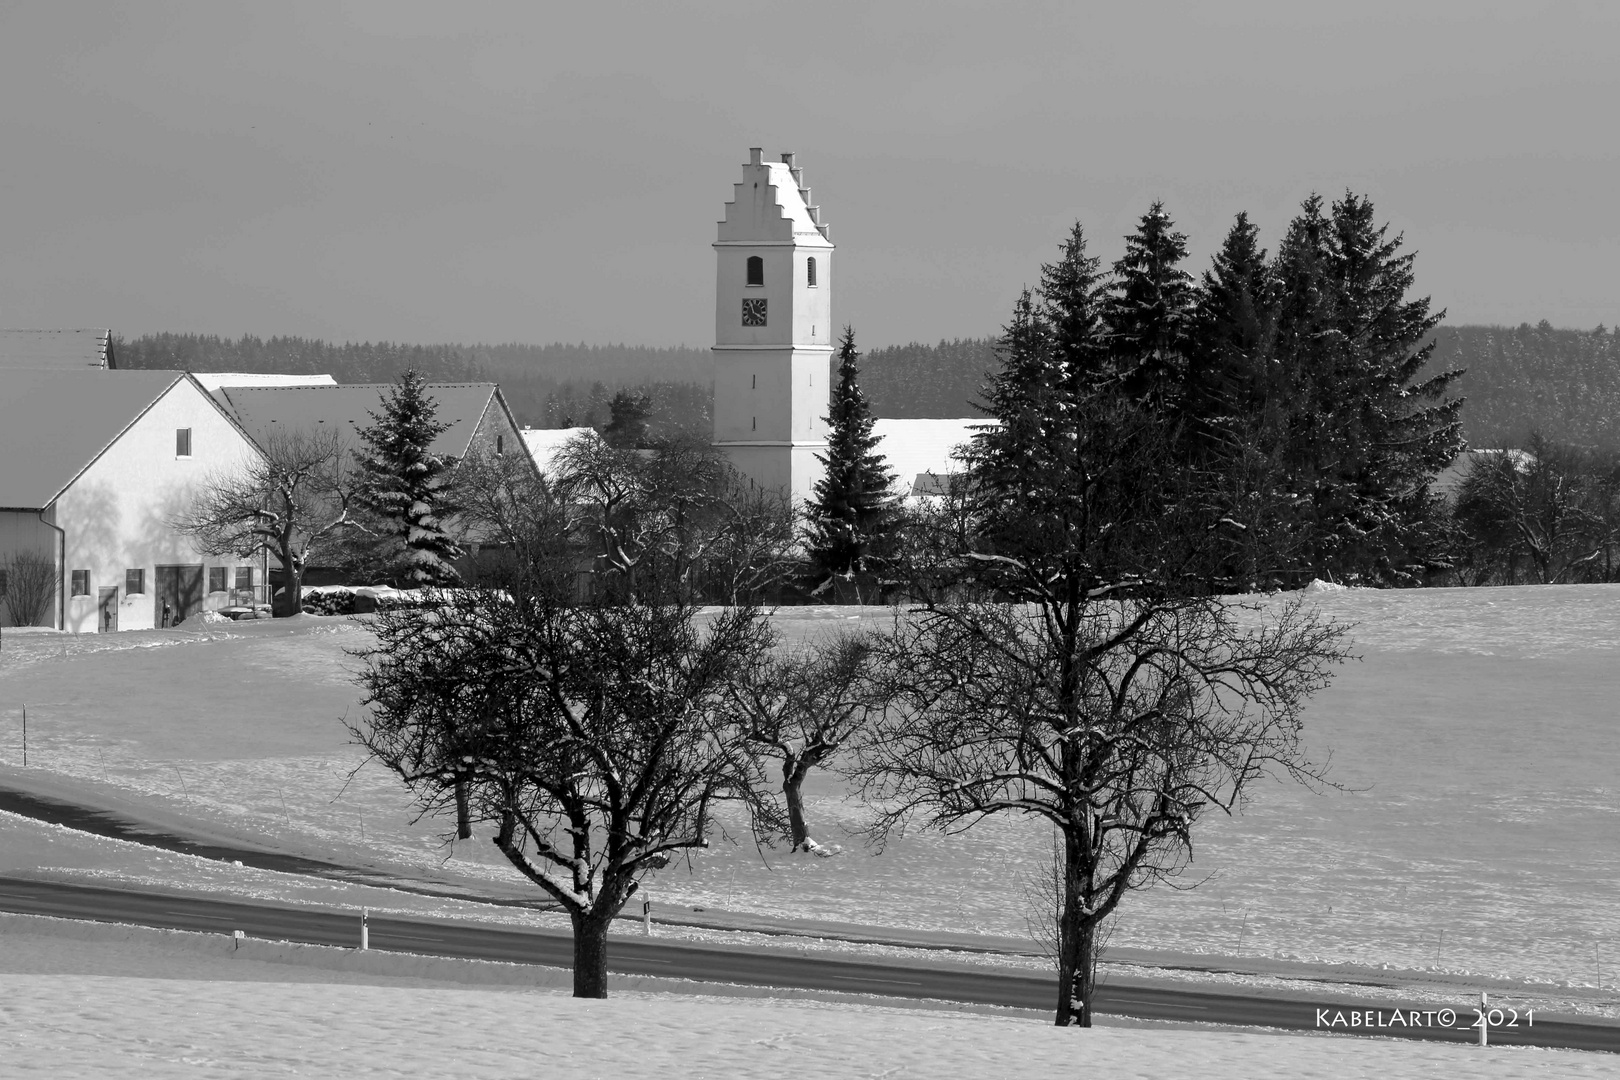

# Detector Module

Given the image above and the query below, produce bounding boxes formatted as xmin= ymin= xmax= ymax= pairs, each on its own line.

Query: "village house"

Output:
xmin=207 ymin=381 xmax=534 ymax=592
xmin=0 ymin=370 xmax=264 ymax=632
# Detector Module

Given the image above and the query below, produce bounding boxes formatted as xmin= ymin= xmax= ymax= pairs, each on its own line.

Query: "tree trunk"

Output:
xmin=275 ymin=542 xmax=304 ymax=617
xmin=782 ymin=757 xmax=814 ymax=851
xmin=1055 ymin=829 xmax=1096 ymax=1027
xmin=454 ymin=777 xmax=471 ymax=840
xmin=570 ymin=909 xmax=612 ymax=998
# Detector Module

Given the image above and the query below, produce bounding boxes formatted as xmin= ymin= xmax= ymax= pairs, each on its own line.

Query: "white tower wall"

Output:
xmin=712 ymin=148 xmax=834 ymax=505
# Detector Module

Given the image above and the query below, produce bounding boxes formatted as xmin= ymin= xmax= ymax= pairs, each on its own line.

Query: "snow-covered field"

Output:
xmin=1 ymin=585 xmax=1618 ymax=997
xmin=1 ymin=914 xmax=1610 ymax=1079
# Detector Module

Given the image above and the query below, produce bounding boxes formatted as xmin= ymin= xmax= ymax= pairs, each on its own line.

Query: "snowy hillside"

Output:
xmin=1 ymin=585 xmax=1617 ymax=994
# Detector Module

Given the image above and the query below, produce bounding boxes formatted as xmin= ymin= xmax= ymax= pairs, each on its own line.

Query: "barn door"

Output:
xmin=155 ymin=564 xmax=205 ymax=627
xmin=98 ymin=587 xmax=118 ymax=633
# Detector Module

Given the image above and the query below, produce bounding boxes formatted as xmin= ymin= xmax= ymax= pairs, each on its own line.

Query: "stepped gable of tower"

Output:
xmin=716 ymin=149 xmax=832 ymax=246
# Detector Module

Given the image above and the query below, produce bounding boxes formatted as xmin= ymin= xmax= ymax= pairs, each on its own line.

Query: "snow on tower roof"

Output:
xmin=716 ymin=149 xmax=833 ymax=246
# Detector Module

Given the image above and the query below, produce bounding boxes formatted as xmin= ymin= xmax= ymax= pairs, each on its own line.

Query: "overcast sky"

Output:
xmin=2 ymin=2 xmax=1615 ymax=348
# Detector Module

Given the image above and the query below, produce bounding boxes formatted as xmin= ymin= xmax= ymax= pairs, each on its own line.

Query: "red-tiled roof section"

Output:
xmin=0 ymin=329 xmax=114 ymax=372
xmin=0 ymin=370 xmax=185 ymax=509
xmin=214 ymin=383 xmax=499 ymax=458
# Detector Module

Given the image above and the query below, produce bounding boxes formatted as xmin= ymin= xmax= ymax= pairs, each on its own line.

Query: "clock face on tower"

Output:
xmin=741 ymin=297 xmax=767 ymax=327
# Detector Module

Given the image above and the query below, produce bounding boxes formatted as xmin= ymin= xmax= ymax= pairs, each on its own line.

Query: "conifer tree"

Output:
xmin=355 ymin=370 xmax=464 ymax=586
xmin=806 ymin=327 xmax=897 ymax=593
xmin=601 ymin=389 xmax=652 ymax=448
xmin=1185 ymin=212 xmax=1277 ymax=455
xmin=1270 ymin=192 xmax=1464 ymax=583
xmin=1105 ymin=202 xmax=1195 ymax=407
xmin=1039 ymin=222 xmax=1111 ymax=391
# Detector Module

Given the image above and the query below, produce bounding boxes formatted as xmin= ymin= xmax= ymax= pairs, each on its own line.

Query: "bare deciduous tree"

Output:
xmin=857 ymin=596 xmax=1347 ymax=1027
xmin=1454 ymin=435 xmax=1620 ymax=584
xmin=733 ymin=629 xmax=888 ymax=854
xmin=351 ymin=574 xmax=778 ymax=998
xmin=1 ymin=550 xmax=60 ymax=627
xmin=171 ymin=429 xmax=363 ymax=615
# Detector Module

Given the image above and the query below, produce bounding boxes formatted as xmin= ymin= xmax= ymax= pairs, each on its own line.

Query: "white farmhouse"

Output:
xmin=0 ymin=370 xmax=264 ymax=632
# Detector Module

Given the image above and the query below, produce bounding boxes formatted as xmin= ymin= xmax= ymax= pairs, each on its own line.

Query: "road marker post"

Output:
xmin=361 ymin=908 xmax=369 ymax=950
xmin=1479 ymin=992 xmax=1488 ymax=1047
xmin=643 ymin=897 xmax=651 ymax=936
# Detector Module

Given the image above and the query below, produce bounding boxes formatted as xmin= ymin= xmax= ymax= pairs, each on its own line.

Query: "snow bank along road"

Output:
xmin=3 ymin=877 xmax=1615 ymax=1054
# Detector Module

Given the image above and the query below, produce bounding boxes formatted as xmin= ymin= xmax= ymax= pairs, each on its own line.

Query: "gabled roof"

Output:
xmin=0 ymin=329 xmax=114 ymax=372
xmin=0 ymin=370 xmax=194 ymax=509
xmin=213 ymin=383 xmax=505 ymax=458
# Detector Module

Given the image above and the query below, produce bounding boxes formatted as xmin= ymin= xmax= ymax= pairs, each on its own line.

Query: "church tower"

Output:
xmin=713 ymin=148 xmax=834 ymax=503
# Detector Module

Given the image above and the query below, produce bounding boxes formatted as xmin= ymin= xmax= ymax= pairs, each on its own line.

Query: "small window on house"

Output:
xmin=496 ymin=434 xmax=505 ymax=456
xmin=208 ymin=567 xmax=227 ymax=593
xmin=176 ymin=428 xmax=192 ymax=457
xmin=71 ymin=570 xmax=90 ymax=596
xmin=126 ymin=569 xmax=146 ymax=595
xmin=806 ymin=257 xmax=817 ymax=287
xmin=235 ymin=567 xmax=254 ymax=593
xmin=746 ymin=255 xmax=764 ymax=286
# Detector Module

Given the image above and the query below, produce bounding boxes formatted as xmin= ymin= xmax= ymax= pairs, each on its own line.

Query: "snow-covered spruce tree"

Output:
xmin=1185 ymin=212 xmax=1277 ymax=458
xmin=1040 ymin=221 xmax=1112 ymax=390
xmin=354 ymin=370 xmax=464 ymax=586
xmin=1104 ymin=201 xmax=1195 ymax=408
xmin=870 ymin=275 xmax=1351 ymax=1030
xmin=1271 ymin=192 xmax=1464 ymax=584
xmin=805 ymin=327 xmax=898 ymax=598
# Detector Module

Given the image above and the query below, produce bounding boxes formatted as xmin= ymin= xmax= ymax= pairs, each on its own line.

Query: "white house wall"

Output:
xmin=54 ymin=379 xmax=263 ymax=633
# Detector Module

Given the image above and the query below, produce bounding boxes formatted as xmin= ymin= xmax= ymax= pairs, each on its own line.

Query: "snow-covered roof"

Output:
xmin=871 ymin=418 xmax=989 ymax=497
xmin=520 ymin=427 xmax=598 ymax=475
xmin=189 ymin=372 xmax=337 ymax=392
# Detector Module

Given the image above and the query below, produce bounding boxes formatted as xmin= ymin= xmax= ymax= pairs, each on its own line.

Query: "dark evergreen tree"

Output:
xmin=601 ymin=389 xmax=653 ymax=448
xmin=1039 ymin=222 xmax=1111 ymax=391
xmin=1185 ymin=212 xmax=1277 ymax=456
xmin=1105 ymin=202 xmax=1195 ymax=407
xmin=806 ymin=327 xmax=898 ymax=594
xmin=1269 ymin=192 xmax=1464 ymax=583
xmin=355 ymin=370 xmax=464 ymax=586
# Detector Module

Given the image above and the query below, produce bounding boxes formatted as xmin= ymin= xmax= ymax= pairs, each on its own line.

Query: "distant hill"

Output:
xmin=115 ymin=324 xmax=1620 ymax=448
xmin=1427 ymin=323 xmax=1620 ymax=450
xmin=113 ymin=334 xmax=712 ymax=433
